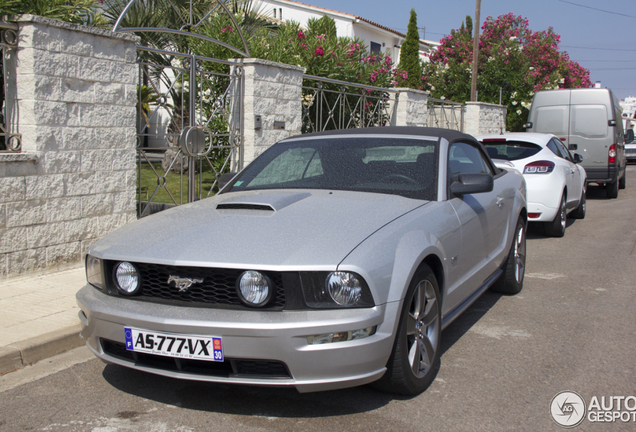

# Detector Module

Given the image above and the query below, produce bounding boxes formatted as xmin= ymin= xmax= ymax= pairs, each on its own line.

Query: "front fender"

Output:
xmin=336 ymin=202 xmax=460 ymax=307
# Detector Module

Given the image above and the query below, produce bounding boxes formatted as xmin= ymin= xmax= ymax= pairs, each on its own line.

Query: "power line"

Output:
xmin=577 ymin=60 xmax=636 ymax=63
xmin=562 ymin=45 xmax=636 ymax=52
xmin=557 ymin=0 xmax=636 ymax=19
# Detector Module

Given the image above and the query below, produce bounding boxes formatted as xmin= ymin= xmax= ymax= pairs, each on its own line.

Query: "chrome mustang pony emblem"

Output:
xmin=167 ymin=275 xmax=203 ymax=292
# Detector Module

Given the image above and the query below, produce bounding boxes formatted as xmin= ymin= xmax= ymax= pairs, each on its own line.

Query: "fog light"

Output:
xmin=114 ymin=262 xmax=140 ymax=295
xmin=237 ymin=271 xmax=272 ymax=307
xmin=528 ymin=212 xmax=541 ymax=219
xmin=307 ymin=326 xmax=377 ymax=345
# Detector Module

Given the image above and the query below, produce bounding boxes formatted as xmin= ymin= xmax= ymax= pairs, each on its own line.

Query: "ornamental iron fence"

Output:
xmin=426 ymin=97 xmax=464 ymax=132
xmin=301 ymin=75 xmax=396 ymax=133
xmin=0 ymin=21 xmax=20 ymax=153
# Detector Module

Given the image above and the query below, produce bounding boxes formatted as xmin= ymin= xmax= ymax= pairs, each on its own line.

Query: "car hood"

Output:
xmin=89 ymin=190 xmax=428 ymax=269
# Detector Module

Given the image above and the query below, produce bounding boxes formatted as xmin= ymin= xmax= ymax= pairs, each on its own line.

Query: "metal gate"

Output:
xmin=135 ymin=47 xmax=242 ymax=217
xmin=113 ymin=0 xmax=249 ymax=217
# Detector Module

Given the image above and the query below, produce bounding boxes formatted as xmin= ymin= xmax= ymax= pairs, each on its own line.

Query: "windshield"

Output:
xmin=481 ymin=140 xmax=542 ymax=161
xmin=225 ymin=137 xmax=439 ymax=200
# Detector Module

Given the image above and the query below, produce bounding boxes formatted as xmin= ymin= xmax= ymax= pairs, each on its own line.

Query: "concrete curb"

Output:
xmin=0 ymin=324 xmax=84 ymax=375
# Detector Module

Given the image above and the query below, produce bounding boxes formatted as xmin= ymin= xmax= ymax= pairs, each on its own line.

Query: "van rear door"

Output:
xmin=569 ymin=90 xmax=611 ymax=182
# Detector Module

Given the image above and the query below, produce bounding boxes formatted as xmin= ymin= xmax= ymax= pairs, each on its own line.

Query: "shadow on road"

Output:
xmin=586 ymin=183 xmax=612 ymax=200
xmin=440 ymin=290 xmax=501 ymax=356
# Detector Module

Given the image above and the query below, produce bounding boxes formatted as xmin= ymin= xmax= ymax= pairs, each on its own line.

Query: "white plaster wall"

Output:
xmin=260 ymin=0 xmax=355 ymax=38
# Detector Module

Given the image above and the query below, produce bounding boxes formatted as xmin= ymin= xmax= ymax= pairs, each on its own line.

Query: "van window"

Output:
xmin=535 ymin=106 xmax=568 ymax=135
xmin=571 ymin=105 xmax=608 ymax=138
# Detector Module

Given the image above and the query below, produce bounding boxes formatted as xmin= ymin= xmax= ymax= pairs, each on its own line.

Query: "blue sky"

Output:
xmin=304 ymin=0 xmax=636 ymax=100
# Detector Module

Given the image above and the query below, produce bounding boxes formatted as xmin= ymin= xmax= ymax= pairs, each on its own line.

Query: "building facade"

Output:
xmin=258 ymin=0 xmax=438 ymax=64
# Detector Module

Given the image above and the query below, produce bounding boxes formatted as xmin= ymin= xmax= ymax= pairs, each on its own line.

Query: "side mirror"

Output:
xmin=451 ymin=173 xmax=494 ymax=196
xmin=524 ymin=122 xmax=533 ymax=129
xmin=568 ymin=144 xmax=578 ymax=150
xmin=573 ymin=153 xmax=583 ymax=164
xmin=218 ymin=172 xmax=238 ymax=191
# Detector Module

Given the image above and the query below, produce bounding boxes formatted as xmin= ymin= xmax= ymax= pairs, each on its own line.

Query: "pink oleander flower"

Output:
xmin=314 ymin=46 xmax=325 ymax=57
xmin=298 ymin=31 xmax=305 ymax=39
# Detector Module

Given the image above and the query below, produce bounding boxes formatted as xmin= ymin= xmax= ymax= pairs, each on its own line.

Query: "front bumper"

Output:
xmin=76 ymin=285 xmax=397 ymax=393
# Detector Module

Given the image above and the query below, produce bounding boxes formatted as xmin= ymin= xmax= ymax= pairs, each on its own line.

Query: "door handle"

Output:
xmin=496 ymin=196 xmax=504 ymax=208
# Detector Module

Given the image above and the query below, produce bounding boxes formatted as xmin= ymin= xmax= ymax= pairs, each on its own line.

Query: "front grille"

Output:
xmin=626 ymin=148 xmax=636 ymax=156
xmin=115 ymin=263 xmax=286 ymax=310
xmin=101 ymin=339 xmax=292 ymax=379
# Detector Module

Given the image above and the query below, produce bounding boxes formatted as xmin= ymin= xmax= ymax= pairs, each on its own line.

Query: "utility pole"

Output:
xmin=470 ymin=0 xmax=481 ymax=102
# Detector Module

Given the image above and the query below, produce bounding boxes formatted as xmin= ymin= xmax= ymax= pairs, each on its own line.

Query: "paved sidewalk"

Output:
xmin=0 ymin=266 xmax=87 ymax=375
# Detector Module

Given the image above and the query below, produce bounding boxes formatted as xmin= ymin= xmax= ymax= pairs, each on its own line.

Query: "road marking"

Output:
xmin=469 ymin=324 xmax=531 ymax=340
xmin=525 ymin=272 xmax=566 ymax=280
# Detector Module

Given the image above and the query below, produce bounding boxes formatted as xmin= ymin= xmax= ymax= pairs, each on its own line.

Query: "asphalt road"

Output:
xmin=1 ymin=166 xmax=635 ymax=432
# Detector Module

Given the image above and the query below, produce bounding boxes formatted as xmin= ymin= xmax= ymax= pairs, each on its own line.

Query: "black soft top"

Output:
xmin=286 ymin=126 xmax=479 ymax=146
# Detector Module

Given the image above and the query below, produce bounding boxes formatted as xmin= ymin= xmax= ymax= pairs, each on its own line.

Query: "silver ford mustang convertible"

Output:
xmin=77 ymin=127 xmax=527 ymax=395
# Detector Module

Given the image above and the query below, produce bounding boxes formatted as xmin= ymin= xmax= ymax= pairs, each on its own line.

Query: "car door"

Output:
xmin=549 ymin=138 xmax=582 ymax=209
xmin=445 ymin=141 xmax=508 ymax=307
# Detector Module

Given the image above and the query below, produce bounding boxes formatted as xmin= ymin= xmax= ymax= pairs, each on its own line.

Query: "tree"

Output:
xmin=398 ymin=9 xmax=422 ymax=90
xmin=423 ymin=13 xmax=592 ymax=131
xmin=0 ymin=0 xmax=108 ymax=26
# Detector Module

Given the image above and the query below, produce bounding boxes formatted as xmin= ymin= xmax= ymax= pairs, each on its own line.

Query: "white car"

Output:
xmin=477 ymin=133 xmax=586 ymax=237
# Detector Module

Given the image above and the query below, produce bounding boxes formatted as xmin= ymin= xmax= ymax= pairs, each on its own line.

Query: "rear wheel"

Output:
xmin=607 ymin=178 xmax=619 ymax=198
xmin=570 ymin=186 xmax=586 ymax=219
xmin=374 ymin=265 xmax=441 ymax=395
xmin=619 ymin=170 xmax=626 ymax=190
xmin=544 ymin=194 xmax=567 ymax=237
xmin=492 ymin=218 xmax=526 ymax=295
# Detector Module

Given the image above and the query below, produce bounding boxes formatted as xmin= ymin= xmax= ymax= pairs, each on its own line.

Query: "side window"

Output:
xmin=556 ymin=140 xmax=573 ymax=161
xmin=448 ymin=142 xmax=494 ymax=182
xmin=548 ymin=138 xmax=568 ymax=159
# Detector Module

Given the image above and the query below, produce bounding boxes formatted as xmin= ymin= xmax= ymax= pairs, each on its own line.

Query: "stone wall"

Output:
xmin=0 ymin=16 xmax=138 ymax=278
xmin=390 ymin=88 xmax=429 ymax=127
xmin=235 ymin=58 xmax=304 ymax=167
xmin=463 ymin=102 xmax=507 ymax=136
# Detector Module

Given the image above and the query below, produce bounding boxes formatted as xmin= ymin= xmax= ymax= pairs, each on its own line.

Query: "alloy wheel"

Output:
xmin=406 ymin=280 xmax=439 ymax=378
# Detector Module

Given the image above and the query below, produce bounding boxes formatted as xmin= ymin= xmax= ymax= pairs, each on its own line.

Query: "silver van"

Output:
xmin=525 ymin=88 xmax=626 ymax=198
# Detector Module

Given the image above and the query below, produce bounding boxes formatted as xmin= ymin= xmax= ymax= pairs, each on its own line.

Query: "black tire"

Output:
xmin=374 ymin=264 xmax=441 ymax=396
xmin=619 ymin=170 xmax=626 ymax=190
xmin=570 ymin=186 xmax=586 ymax=219
xmin=607 ymin=178 xmax=619 ymax=198
xmin=492 ymin=218 xmax=526 ymax=295
xmin=544 ymin=194 xmax=567 ymax=237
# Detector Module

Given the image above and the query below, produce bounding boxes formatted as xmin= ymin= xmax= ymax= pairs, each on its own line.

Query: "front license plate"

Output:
xmin=124 ymin=327 xmax=223 ymax=362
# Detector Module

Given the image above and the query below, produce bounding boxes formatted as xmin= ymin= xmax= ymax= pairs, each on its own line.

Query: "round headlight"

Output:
xmin=114 ymin=262 xmax=140 ymax=294
xmin=326 ymin=272 xmax=362 ymax=306
xmin=237 ymin=271 xmax=272 ymax=307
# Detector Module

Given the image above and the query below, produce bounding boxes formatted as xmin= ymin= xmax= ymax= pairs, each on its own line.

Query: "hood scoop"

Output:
xmin=216 ymin=203 xmax=274 ymax=211
xmin=216 ymin=192 xmax=311 ymax=212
